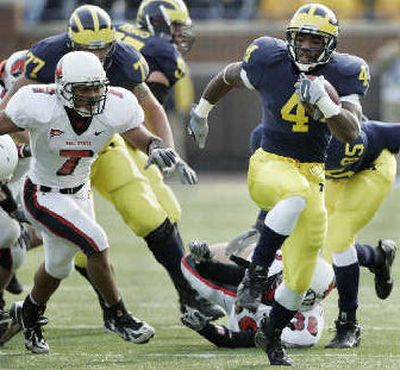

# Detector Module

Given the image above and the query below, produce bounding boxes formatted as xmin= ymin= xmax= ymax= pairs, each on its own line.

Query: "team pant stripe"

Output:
xmin=23 ymin=179 xmax=100 ymax=256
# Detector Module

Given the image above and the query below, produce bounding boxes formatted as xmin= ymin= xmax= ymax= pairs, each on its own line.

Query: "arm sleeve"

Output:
xmin=196 ymin=260 xmax=245 ymax=286
xmin=197 ymin=323 xmax=255 ymax=348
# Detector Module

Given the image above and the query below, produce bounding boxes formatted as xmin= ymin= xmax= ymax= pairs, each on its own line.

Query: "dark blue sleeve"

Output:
xmin=333 ymin=54 xmax=370 ymax=97
xmin=241 ymin=37 xmax=285 ymax=90
xmin=250 ymin=124 xmax=263 ymax=153
xmin=109 ymin=41 xmax=149 ymax=89
xmin=141 ymin=38 xmax=186 ymax=86
xmin=25 ymin=33 xmax=69 ymax=83
xmin=364 ymin=120 xmax=400 ymax=153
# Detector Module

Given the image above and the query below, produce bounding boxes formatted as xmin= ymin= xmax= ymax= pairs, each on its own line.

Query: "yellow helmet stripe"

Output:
xmin=90 ymin=7 xmax=100 ymax=32
xmin=289 ymin=13 xmax=338 ymax=36
xmin=73 ymin=14 xmax=84 ymax=32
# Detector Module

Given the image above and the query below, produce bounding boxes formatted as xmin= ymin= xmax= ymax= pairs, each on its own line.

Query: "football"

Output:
xmin=306 ymin=75 xmax=341 ymax=105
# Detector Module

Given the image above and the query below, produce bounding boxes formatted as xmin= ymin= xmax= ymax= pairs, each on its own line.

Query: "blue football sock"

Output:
xmin=269 ymin=301 xmax=297 ymax=331
xmin=355 ymin=243 xmax=383 ymax=268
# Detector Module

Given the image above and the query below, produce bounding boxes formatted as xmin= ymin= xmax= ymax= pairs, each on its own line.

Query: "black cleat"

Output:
xmin=179 ymin=288 xmax=225 ymax=321
xmin=104 ymin=309 xmax=155 ymax=344
xmin=236 ymin=263 xmax=269 ymax=312
xmin=10 ymin=301 xmax=49 ymax=354
xmin=325 ymin=320 xmax=361 ymax=349
xmin=370 ymin=240 xmax=397 ymax=300
xmin=6 ymin=274 xmax=23 ymax=295
xmin=255 ymin=316 xmax=292 ymax=366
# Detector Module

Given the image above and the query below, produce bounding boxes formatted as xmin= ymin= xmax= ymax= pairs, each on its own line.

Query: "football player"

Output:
xmin=0 ymin=50 xmax=194 ymax=353
xmin=189 ymin=3 xmax=368 ymax=366
xmin=231 ymin=118 xmax=398 ymax=350
xmin=180 ymin=240 xmax=333 ymax=349
xmin=0 ymin=4 xmax=223 ymax=327
xmin=72 ymin=0 xmax=209 ymax=331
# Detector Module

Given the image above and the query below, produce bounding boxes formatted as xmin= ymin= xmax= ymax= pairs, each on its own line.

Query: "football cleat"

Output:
xmin=188 ymin=240 xmax=213 ymax=263
xmin=370 ymin=240 xmax=397 ymax=300
xmin=10 ymin=301 xmax=49 ymax=354
xmin=179 ymin=287 xmax=225 ymax=321
xmin=105 ymin=309 xmax=155 ymax=344
xmin=6 ymin=274 xmax=23 ymax=295
xmin=325 ymin=320 xmax=361 ymax=349
xmin=236 ymin=263 xmax=269 ymax=312
xmin=255 ymin=316 xmax=292 ymax=366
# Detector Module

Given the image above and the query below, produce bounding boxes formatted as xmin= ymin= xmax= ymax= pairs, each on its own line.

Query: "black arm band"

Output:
xmin=0 ymin=184 xmax=18 ymax=215
xmin=147 ymin=82 xmax=170 ymax=105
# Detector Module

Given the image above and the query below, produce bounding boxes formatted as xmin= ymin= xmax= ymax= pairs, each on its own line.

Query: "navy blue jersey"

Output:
xmin=115 ymin=23 xmax=186 ymax=86
xmin=25 ymin=33 xmax=149 ymax=90
xmin=242 ymin=36 xmax=369 ymax=162
xmin=326 ymin=120 xmax=400 ymax=179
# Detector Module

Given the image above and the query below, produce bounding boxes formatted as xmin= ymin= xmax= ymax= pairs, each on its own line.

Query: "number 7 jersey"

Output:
xmin=241 ymin=36 xmax=369 ymax=163
xmin=5 ymin=85 xmax=144 ymax=188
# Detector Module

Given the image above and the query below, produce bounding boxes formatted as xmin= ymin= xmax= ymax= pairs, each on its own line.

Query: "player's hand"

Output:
xmin=144 ymin=147 xmax=178 ymax=172
xmin=188 ymin=240 xmax=213 ymax=263
xmin=188 ymin=105 xmax=208 ymax=149
xmin=181 ymin=309 xmax=209 ymax=331
xmin=175 ymin=160 xmax=198 ymax=185
xmin=295 ymin=73 xmax=327 ymax=105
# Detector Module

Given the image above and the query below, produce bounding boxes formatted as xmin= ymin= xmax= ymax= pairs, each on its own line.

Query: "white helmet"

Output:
xmin=55 ymin=51 xmax=109 ymax=117
xmin=1 ymin=50 xmax=28 ymax=91
xmin=0 ymin=135 xmax=18 ymax=182
xmin=299 ymin=256 xmax=335 ymax=312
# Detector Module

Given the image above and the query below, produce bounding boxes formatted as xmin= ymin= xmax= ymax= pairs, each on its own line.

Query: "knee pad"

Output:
xmin=74 ymin=251 xmax=88 ymax=269
xmin=265 ymin=196 xmax=306 ymax=235
xmin=45 ymin=258 xmax=74 ymax=280
xmin=333 ymin=245 xmax=358 ymax=267
xmin=275 ymin=283 xmax=305 ymax=311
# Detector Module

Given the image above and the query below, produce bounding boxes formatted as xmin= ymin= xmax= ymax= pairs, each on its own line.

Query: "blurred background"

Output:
xmin=1 ymin=0 xmax=400 ymax=170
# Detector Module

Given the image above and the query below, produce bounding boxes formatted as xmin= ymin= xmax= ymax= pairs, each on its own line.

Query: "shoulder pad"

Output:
xmin=25 ymin=33 xmax=69 ymax=82
xmin=333 ymin=53 xmax=369 ymax=77
xmin=243 ymin=36 xmax=287 ymax=67
xmin=111 ymin=41 xmax=149 ymax=85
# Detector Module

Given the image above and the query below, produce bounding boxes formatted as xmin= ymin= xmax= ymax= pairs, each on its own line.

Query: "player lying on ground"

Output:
xmin=0 ymin=51 xmax=196 ymax=354
xmin=180 ymin=240 xmax=334 ymax=348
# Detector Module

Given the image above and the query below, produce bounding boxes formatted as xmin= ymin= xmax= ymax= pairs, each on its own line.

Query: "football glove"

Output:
xmin=295 ymin=73 xmax=327 ymax=106
xmin=175 ymin=160 xmax=198 ymax=185
xmin=188 ymin=240 xmax=213 ymax=263
xmin=188 ymin=106 xmax=209 ymax=149
xmin=144 ymin=147 xmax=178 ymax=173
xmin=181 ymin=309 xmax=209 ymax=331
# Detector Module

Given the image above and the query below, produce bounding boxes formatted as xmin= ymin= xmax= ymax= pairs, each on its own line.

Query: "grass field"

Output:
xmin=1 ymin=174 xmax=400 ymax=369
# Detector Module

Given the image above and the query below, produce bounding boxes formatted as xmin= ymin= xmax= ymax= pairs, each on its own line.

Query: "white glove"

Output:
xmin=144 ymin=147 xmax=178 ymax=173
xmin=188 ymin=105 xmax=209 ymax=149
xmin=175 ymin=160 xmax=198 ymax=185
xmin=296 ymin=73 xmax=327 ymax=105
xmin=181 ymin=309 xmax=209 ymax=331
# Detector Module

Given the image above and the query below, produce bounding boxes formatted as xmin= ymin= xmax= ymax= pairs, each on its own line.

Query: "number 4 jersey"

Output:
xmin=5 ymin=84 xmax=144 ymax=188
xmin=241 ymin=36 xmax=369 ymax=163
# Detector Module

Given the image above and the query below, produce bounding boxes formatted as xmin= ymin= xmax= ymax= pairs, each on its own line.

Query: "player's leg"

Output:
xmin=253 ymin=158 xmax=326 ymax=366
xmin=324 ymin=150 xmax=396 ymax=348
xmin=87 ymin=136 xmax=223 ymax=319
xmin=237 ymin=150 xmax=310 ymax=314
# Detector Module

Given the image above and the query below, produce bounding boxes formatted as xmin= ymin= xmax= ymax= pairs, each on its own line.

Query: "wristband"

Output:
xmin=194 ymin=98 xmax=214 ymax=118
xmin=316 ymin=96 xmax=341 ymax=119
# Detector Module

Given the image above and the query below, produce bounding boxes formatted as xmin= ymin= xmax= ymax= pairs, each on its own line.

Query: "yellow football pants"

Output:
xmin=248 ymin=149 xmax=327 ymax=294
xmin=323 ymin=149 xmax=396 ymax=263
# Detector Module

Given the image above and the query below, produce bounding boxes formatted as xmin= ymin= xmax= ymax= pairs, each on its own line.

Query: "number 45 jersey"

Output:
xmin=5 ymin=85 xmax=144 ymax=188
xmin=241 ymin=36 xmax=370 ymax=163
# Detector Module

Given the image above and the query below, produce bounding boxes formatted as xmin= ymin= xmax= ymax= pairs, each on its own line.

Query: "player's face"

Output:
xmin=74 ymin=45 xmax=112 ymax=66
xmin=73 ymin=84 xmax=106 ymax=114
xmin=294 ymin=33 xmax=324 ymax=64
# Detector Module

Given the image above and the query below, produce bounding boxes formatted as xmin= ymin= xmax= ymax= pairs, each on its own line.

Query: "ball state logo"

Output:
xmin=50 ymin=128 xmax=64 ymax=138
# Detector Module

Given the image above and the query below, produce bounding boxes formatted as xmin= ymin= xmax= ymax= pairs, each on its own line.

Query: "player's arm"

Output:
xmin=132 ymin=82 xmax=174 ymax=148
xmin=189 ymin=62 xmax=245 ymax=148
xmin=122 ymin=125 xmax=197 ymax=185
xmin=181 ymin=310 xmax=255 ymax=348
xmin=0 ymin=111 xmax=22 ymax=134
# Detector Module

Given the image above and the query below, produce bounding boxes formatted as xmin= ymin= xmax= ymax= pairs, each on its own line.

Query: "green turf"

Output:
xmin=1 ymin=175 xmax=400 ymax=369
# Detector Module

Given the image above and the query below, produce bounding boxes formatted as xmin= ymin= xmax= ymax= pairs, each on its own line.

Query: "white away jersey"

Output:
xmin=5 ymin=84 xmax=144 ymax=188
